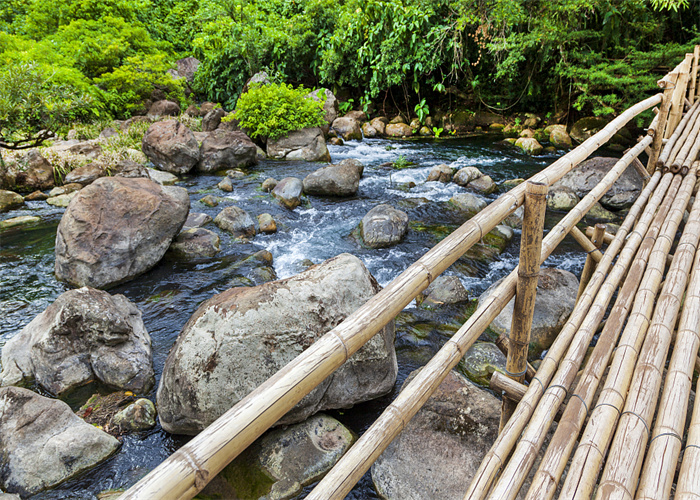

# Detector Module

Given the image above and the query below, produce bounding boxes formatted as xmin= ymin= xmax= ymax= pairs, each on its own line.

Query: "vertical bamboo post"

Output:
xmin=649 ymin=76 xmax=678 ymax=171
xmin=664 ymin=54 xmax=694 ymax=139
xmin=689 ymin=45 xmax=699 ymax=104
xmin=500 ymin=181 xmax=548 ymax=430
xmin=575 ymin=224 xmax=606 ymax=301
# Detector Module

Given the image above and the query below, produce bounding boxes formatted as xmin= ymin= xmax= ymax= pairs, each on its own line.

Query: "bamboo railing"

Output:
xmin=119 ymin=48 xmax=700 ymax=500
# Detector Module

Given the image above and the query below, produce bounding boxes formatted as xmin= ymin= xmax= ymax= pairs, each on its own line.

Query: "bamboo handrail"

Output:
xmin=560 ymin=168 xmax=696 ymax=499
xmin=463 ymin=137 xmax=660 ymax=500
xmin=524 ymin=170 xmax=676 ymax=500
xmin=664 ymin=54 xmax=694 ymax=139
xmin=500 ymin=182 xmax=548 ymax=430
xmin=575 ymin=224 xmax=605 ymax=302
xmin=117 ymin=94 xmax=663 ymax=500
xmin=650 ymin=75 xmax=678 ymax=170
xmin=305 ymin=123 xmax=657 ymax=500
xmin=690 ymin=45 xmax=700 ymax=104
xmin=596 ymin=168 xmax=700 ymax=499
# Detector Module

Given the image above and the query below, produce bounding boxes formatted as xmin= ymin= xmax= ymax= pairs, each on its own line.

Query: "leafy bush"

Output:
xmin=231 ymin=83 xmax=326 ymax=140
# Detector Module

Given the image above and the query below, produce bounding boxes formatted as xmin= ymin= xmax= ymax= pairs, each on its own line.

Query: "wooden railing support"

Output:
xmin=575 ymin=224 xmax=606 ymax=302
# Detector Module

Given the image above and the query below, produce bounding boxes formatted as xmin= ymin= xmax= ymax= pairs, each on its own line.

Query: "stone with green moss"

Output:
xmin=458 ymin=342 xmax=506 ymax=386
xmin=0 ymin=215 xmax=40 ymax=230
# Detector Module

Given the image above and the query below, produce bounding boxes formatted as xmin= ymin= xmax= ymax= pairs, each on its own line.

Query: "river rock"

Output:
xmin=479 ymin=268 xmax=579 ymax=356
xmin=547 ymin=186 xmax=579 ymax=211
xmin=55 ymin=177 xmax=189 ymax=288
xmin=303 ymin=159 xmax=364 ymax=197
xmin=362 ymin=122 xmax=378 ymax=138
xmin=503 ymin=205 xmax=524 ymax=229
xmin=453 ymin=166 xmax=483 ymax=186
xmin=173 ymin=56 xmax=200 ymax=82
xmin=0 ymin=387 xmax=119 ymax=497
xmin=257 ymin=213 xmax=277 ymax=233
xmin=214 ymin=206 xmax=256 ymax=239
xmin=169 ymin=227 xmax=221 ymax=259
xmin=23 ymin=190 xmax=48 ymax=201
xmin=458 ymin=342 xmax=506 ymax=386
xmin=570 ymin=116 xmax=609 ymax=143
xmin=551 ymin=156 xmax=643 ymax=210
xmin=49 ymin=183 xmax=82 ymax=197
xmin=426 ymin=164 xmax=454 ymax=183
xmin=157 ymin=253 xmax=398 ymax=434
xmin=332 ymin=117 xmax=362 ymax=141
xmin=0 ymin=287 xmax=155 ymax=395
xmin=515 ymin=137 xmax=544 ymax=155
xmin=467 ymin=175 xmax=497 ymax=195
xmin=261 ymin=177 xmax=278 ymax=192
xmin=200 ymin=194 xmax=219 ymax=207
xmin=371 ymin=369 xmax=500 ymax=500
xmin=267 ymin=127 xmax=331 ymax=162
xmin=141 ymin=120 xmax=200 ymax=174
xmin=46 ymin=191 xmax=78 ymax=207
xmin=111 ymin=398 xmax=157 ymax=432
xmin=64 ymin=163 xmax=105 ymax=185
xmin=147 ymin=168 xmax=179 ymax=185
xmin=0 ymin=215 xmax=40 ymax=230
xmin=385 ymin=123 xmax=413 ymax=138
xmin=547 ymin=125 xmax=572 ymax=149
xmin=148 ymin=100 xmax=180 ymax=117
xmin=184 ymin=212 xmax=212 ymax=228
xmin=359 ymin=204 xmax=409 ymax=249
xmin=201 ymin=107 xmax=225 ymax=132
xmin=272 ymin=177 xmax=304 ymax=209
xmin=587 ymin=202 xmax=618 ymax=221
xmin=0 ymin=190 xmax=23 ymax=212
xmin=416 ymin=275 xmax=469 ymax=309
xmin=112 ymin=159 xmax=150 ymax=179
xmin=196 ymin=130 xmax=257 ymax=173
xmin=1 ymin=149 xmax=54 ymax=192
xmin=217 ymin=176 xmax=233 ymax=192
xmin=370 ymin=117 xmax=387 ymax=135
xmin=307 ymin=88 xmax=338 ymax=130
xmin=448 ymin=192 xmax=487 ymax=219
xmin=203 ymin=414 xmax=354 ymax=499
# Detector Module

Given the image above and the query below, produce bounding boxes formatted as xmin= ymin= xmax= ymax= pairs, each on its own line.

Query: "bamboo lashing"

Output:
xmin=664 ymin=54 xmax=694 ymax=139
xmin=689 ymin=45 xmax=699 ymax=104
xmin=524 ymin=171 xmax=677 ymax=500
xmin=500 ymin=181 xmax=548 ymax=431
xmin=560 ymin=168 xmax=695 ymax=500
xmin=585 ymin=226 xmax=614 ymax=245
xmin=649 ymin=75 xmax=678 ymax=171
xmin=676 ymin=365 xmax=700 ymax=498
xmin=494 ymin=333 xmax=536 ymax=381
xmin=306 ymin=129 xmax=656 ymax=500
xmin=117 ymin=94 xmax=663 ymax=500
xmin=636 ymin=204 xmax=700 ymax=499
xmin=575 ymin=224 xmax=606 ymax=302
xmin=657 ymin=98 xmax=700 ymax=170
xmin=596 ymin=169 xmax=700 ymax=499
xmin=463 ymin=143 xmax=662 ymax=500
xmin=570 ymin=226 xmax=603 ymax=263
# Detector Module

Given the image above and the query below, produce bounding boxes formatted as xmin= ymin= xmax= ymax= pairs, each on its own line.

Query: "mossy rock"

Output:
xmin=457 ymin=342 xmax=506 ymax=387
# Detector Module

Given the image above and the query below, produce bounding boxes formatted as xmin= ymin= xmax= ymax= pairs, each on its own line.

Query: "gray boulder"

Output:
xmin=0 ymin=149 xmax=54 ymax=193
xmin=55 ymin=177 xmax=189 ymax=288
xmin=426 ymin=164 xmax=454 ymax=183
xmin=169 ymin=227 xmax=221 ymax=259
xmin=370 ymin=117 xmax=387 ymax=135
xmin=359 ymin=204 xmax=409 ymax=249
xmin=467 ymin=175 xmax=498 ymax=195
xmin=202 ymin=108 xmax=226 ymax=132
xmin=267 ymin=127 xmax=331 ymax=162
xmin=547 ymin=186 xmax=579 ymax=211
xmin=551 ymin=156 xmax=642 ymax=210
xmin=0 ymin=386 xmax=119 ymax=497
xmin=157 ymin=253 xmax=397 ymax=434
xmin=452 ymin=166 xmax=483 ymax=186
xmin=416 ymin=275 xmax=469 ymax=309
xmin=197 ymin=130 xmax=258 ymax=173
xmin=307 ymin=88 xmax=339 ymax=129
xmin=64 ymin=163 xmax=106 ymax=185
xmin=148 ymin=100 xmax=180 ymax=116
xmin=111 ymin=398 xmax=157 ymax=432
xmin=303 ymin=159 xmax=364 ymax=197
xmin=449 ymin=192 xmax=487 ymax=219
xmin=515 ymin=137 xmax=543 ymax=155
xmin=214 ymin=206 xmax=256 ymax=238
xmin=272 ymin=177 xmax=304 ymax=209
xmin=172 ymin=57 xmax=200 ymax=82
xmin=479 ymin=267 xmax=579 ymax=356
xmin=184 ymin=212 xmax=212 ymax=228
xmin=385 ymin=123 xmax=413 ymax=138
xmin=331 ymin=117 xmax=362 ymax=141
xmin=1 ymin=287 xmax=154 ymax=396
xmin=142 ymin=120 xmax=200 ymax=174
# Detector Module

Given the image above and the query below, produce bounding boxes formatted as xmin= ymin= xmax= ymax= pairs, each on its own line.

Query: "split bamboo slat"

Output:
xmin=570 ymin=226 xmax=603 ymax=263
xmin=596 ymin=169 xmax=700 ymax=499
xmin=664 ymin=54 xmax=694 ymax=139
xmin=689 ymin=45 xmax=700 ymax=104
xmin=676 ymin=366 xmax=700 ymax=498
xmin=575 ymin=224 xmax=606 ymax=302
xmin=500 ymin=182 xmax=548 ymax=430
xmin=463 ymin=143 xmax=661 ymax=500
xmin=306 ymin=131 xmax=655 ymax=500
xmin=657 ymin=98 xmax=700 ymax=170
xmin=649 ymin=75 xmax=678 ymax=170
xmin=585 ymin=225 xmax=614 ymax=245
xmin=560 ymin=167 xmax=697 ymax=500
xmin=118 ymin=94 xmax=663 ymax=500
xmin=524 ymin=171 xmax=677 ymax=500
xmin=485 ymin=149 xmax=672 ymax=500
xmin=637 ymin=196 xmax=700 ymax=499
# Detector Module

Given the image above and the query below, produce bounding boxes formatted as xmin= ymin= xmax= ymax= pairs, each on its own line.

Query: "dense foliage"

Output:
xmin=0 ymin=0 xmax=698 ymax=128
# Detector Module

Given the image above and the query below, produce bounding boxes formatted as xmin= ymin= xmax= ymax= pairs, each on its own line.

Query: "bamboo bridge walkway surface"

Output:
xmin=118 ymin=46 xmax=700 ymax=500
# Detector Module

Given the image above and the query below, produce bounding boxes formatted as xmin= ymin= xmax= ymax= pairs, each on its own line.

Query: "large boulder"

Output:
xmin=0 ymin=149 xmax=54 ymax=193
xmin=141 ymin=120 xmax=200 ymax=174
xmin=197 ymin=130 xmax=258 ymax=173
xmin=569 ymin=116 xmax=609 ymax=144
xmin=453 ymin=166 xmax=483 ymax=186
xmin=148 ymin=100 xmax=181 ymax=116
xmin=551 ymin=156 xmax=643 ymax=210
xmin=371 ymin=370 xmax=500 ymax=500
xmin=55 ymin=177 xmax=189 ymax=288
xmin=272 ymin=177 xmax=304 ymax=209
xmin=303 ymin=159 xmax=364 ymax=197
xmin=426 ymin=164 xmax=454 ymax=183
xmin=64 ymin=163 xmax=106 ymax=185
xmin=214 ymin=206 xmax=256 ymax=239
xmin=479 ymin=267 xmax=579 ymax=356
xmin=202 ymin=108 xmax=226 ymax=132
xmin=331 ymin=117 xmax=362 ymax=141
xmin=169 ymin=227 xmax=221 ymax=259
xmin=385 ymin=123 xmax=414 ymax=138
xmin=157 ymin=253 xmax=398 ymax=434
xmin=307 ymin=88 xmax=339 ymax=129
xmin=1 ymin=287 xmax=154 ymax=395
xmin=267 ymin=127 xmax=331 ymax=162
xmin=172 ymin=57 xmax=200 ymax=82
xmin=515 ymin=137 xmax=543 ymax=155
xmin=0 ymin=387 xmax=119 ymax=497
xmin=448 ymin=192 xmax=487 ymax=219
xmin=359 ymin=204 xmax=409 ymax=249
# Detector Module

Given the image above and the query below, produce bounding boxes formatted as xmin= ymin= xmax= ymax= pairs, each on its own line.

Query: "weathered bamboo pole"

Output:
xmin=681 ymin=130 xmax=700 ymax=174
xmin=570 ymin=226 xmax=603 ymax=263
xmin=490 ymin=372 xmax=566 ymax=421
xmin=117 ymin=94 xmax=662 ymax=500
xmin=462 ymin=146 xmax=662 ymax=500
xmin=596 ymin=172 xmax=700 ymax=499
xmin=689 ymin=45 xmax=700 ymax=104
xmin=585 ymin=226 xmax=615 ymax=245
xmin=494 ymin=333 xmax=536 ymax=381
xmin=575 ymin=224 xmax=606 ymax=302
xmin=670 ymin=103 xmax=700 ymax=172
xmin=500 ymin=182 xmax=548 ymax=430
xmin=560 ymin=169 xmax=696 ymax=500
xmin=649 ymin=79 xmax=677 ymax=171
xmin=524 ymin=171 xmax=678 ymax=500
xmin=662 ymin=99 xmax=700 ymax=169
xmin=636 ymin=209 xmax=700 ymax=499
xmin=664 ymin=54 xmax=694 ymax=139
xmin=307 ymin=134 xmax=656 ymax=500
xmin=676 ymin=368 xmax=700 ymax=498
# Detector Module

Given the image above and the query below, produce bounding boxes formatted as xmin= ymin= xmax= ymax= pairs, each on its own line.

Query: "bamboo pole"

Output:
xmin=681 ymin=132 xmax=700 ymax=174
xmin=570 ymin=226 xmax=603 ymax=263
xmin=585 ymin=226 xmax=614 ymax=245
xmin=462 ymin=147 xmax=662 ymax=500
xmin=500 ymin=182 xmax=548 ymax=430
xmin=676 ymin=365 xmax=700 ymax=498
xmin=596 ymin=172 xmax=700 ymax=499
xmin=560 ymin=169 xmax=696 ymax=500
xmin=657 ymin=97 xmax=700 ymax=169
xmin=494 ymin=333 xmax=536 ymax=381
xmin=306 ymin=132 xmax=656 ymax=500
xmin=636 ymin=208 xmax=700 ymax=499
xmin=490 ymin=372 xmax=566 ymax=421
xmin=576 ymin=224 xmax=606 ymax=302
xmin=649 ymin=79 xmax=677 ymax=171
xmin=669 ymin=102 xmax=700 ymax=172
xmin=524 ymin=172 xmax=678 ymax=500
xmin=664 ymin=54 xmax=694 ymax=139
xmin=689 ymin=45 xmax=699 ymax=104
xmin=117 ymin=94 xmax=662 ymax=500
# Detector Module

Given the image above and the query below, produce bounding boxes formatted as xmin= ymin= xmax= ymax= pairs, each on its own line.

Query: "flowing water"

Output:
xmin=0 ymin=136 xmax=593 ymax=499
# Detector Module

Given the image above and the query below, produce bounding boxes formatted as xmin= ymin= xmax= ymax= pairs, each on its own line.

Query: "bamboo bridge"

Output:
xmin=119 ymin=46 xmax=700 ymax=499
